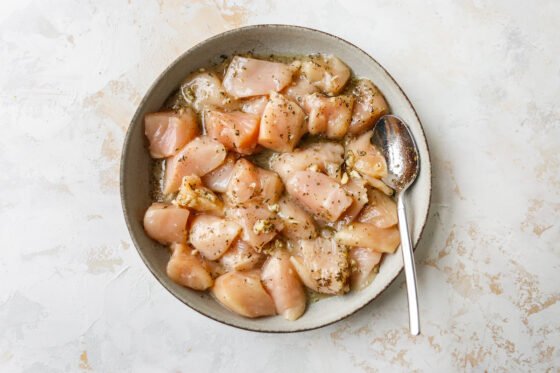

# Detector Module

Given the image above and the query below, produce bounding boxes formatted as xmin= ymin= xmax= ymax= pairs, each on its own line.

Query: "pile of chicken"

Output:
xmin=142 ymin=54 xmax=400 ymax=320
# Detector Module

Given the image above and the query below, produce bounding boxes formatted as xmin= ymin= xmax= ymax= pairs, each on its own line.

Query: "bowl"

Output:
xmin=120 ymin=24 xmax=432 ymax=332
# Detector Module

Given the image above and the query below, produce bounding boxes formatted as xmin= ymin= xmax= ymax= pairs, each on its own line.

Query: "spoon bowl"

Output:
xmin=371 ymin=115 xmax=420 ymax=192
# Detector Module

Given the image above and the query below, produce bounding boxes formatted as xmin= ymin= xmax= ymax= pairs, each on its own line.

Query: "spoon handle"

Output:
xmin=397 ymin=192 xmax=421 ymax=335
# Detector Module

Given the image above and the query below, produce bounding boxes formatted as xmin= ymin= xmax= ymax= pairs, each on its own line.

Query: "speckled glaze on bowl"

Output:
xmin=120 ymin=24 xmax=432 ymax=333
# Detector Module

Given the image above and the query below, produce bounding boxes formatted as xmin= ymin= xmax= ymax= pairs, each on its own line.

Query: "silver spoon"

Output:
xmin=371 ymin=114 xmax=421 ymax=335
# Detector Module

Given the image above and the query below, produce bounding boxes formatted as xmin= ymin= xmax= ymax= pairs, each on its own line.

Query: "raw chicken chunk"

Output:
xmin=345 ymin=130 xmax=388 ymax=179
xmin=167 ymin=243 xmax=213 ymax=291
xmin=181 ymin=71 xmax=234 ymax=111
xmin=164 ymin=136 xmax=227 ymax=194
xmin=349 ymin=247 xmax=382 ymax=290
xmin=203 ymin=259 xmax=227 ymax=279
xmin=143 ymin=202 xmax=190 ymax=244
xmin=226 ymin=159 xmax=283 ymax=206
xmin=262 ymin=249 xmax=306 ymax=320
xmin=285 ymin=170 xmax=352 ymax=222
xmin=219 ymin=239 xmax=264 ymax=272
xmin=189 ymin=214 xmax=241 ymax=260
xmin=144 ymin=109 xmax=199 ymax=158
xmin=277 ymin=196 xmax=317 ymax=240
xmin=358 ymin=189 xmax=398 ymax=228
xmin=242 ymin=96 xmax=269 ymax=116
xmin=283 ymin=75 xmax=319 ymax=106
xmin=223 ymin=56 xmax=294 ymax=98
xmin=212 ymin=270 xmax=276 ymax=318
xmin=349 ymin=79 xmax=389 ymax=135
xmin=335 ymin=222 xmax=400 ymax=253
xmin=303 ymin=93 xmax=354 ymax=139
xmin=362 ymin=175 xmax=394 ymax=196
xmin=175 ymin=175 xmax=223 ymax=215
xmin=301 ymin=54 xmax=350 ymax=95
xmin=270 ymin=142 xmax=344 ymax=183
xmin=338 ymin=177 xmax=368 ymax=226
xmin=290 ymin=237 xmax=349 ymax=294
xmin=204 ymin=110 xmax=260 ymax=155
xmin=201 ymin=153 xmax=237 ymax=193
xmin=258 ymin=92 xmax=306 ymax=152
xmin=225 ymin=202 xmax=283 ymax=249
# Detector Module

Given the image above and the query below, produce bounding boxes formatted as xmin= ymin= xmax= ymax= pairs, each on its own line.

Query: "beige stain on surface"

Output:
xmin=442 ymin=161 xmax=465 ymax=200
xmin=537 ymin=342 xmax=555 ymax=363
xmin=101 ymin=131 xmax=120 ymax=161
xmin=511 ymin=261 xmax=560 ymax=323
xmin=520 ymin=199 xmax=559 ymax=237
xmin=99 ymin=164 xmax=120 ymax=193
xmin=83 ymin=79 xmax=141 ymax=133
xmin=487 ymin=322 xmax=516 ymax=354
xmin=420 ymin=226 xmax=456 ymax=268
xmin=443 ymin=262 xmax=483 ymax=300
xmin=155 ymin=0 xmax=233 ymax=56
xmin=427 ymin=336 xmax=441 ymax=353
xmin=79 ymin=351 xmax=91 ymax=370
xmin=535 ymin=148 xmax=559 ymax=192
xmin=485 ymin=273 xmax=503 ymax=295
xmin=329 ymin=322 xmax=350 ymax=343
xmin=87 ymin=246 xmax=124 ymax=274
xmin=212 ymin=0 xmax=250 ymax=27
xmin=460 ymin=346 xmax=491 ymax=370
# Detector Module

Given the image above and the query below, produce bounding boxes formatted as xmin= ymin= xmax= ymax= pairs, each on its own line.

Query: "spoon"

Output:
xmin=371 ymin=115 xmax=421 ymax=335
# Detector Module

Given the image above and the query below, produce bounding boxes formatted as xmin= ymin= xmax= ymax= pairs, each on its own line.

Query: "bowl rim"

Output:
xmin=120 ymin=23 xmax=432 ymax=333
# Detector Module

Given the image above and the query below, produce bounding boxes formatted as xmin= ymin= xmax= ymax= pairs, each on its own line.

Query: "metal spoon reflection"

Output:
xmin=371 ymin=115 xmax=421 ymax=336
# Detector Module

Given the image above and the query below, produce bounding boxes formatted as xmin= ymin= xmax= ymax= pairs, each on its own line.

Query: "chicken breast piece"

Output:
xmin=225 ymin=202 xmax=283 ymax=249
xmin=346 ymin=130 xmax=387 ymax=179
xmin=303 ymin=93 xmax=354 ymax=139
xmin=349 ymin=79 xmax=389 ymax=135
xmin=362 ymin=174 xmax=394 ymax=196
xmin=175 ymin=175 xmax=223 ymax=215
xmin=358 ymin=189 xmax=398 ymax=228
xmin=285 ymin=170 xmax=353 ymax=222
xmin=143 ymin=202 xmax=190 ymax=244
xmin=301 ymin=54 xmax=351 ymax=95
xmin=204 ymin=110 xmax=260 ymax=155
xmin=262 ymin=249 xmax=307 ymax=320
xmin=223 ymin=56 xmax=294 ymax=98
xmin=270 ymin=142 xmax=344 ymax=184
xmin=335 ymin=222 xmax=400 ymax=253
xmin=144 ymin=109 xmax=199 ymax=159
xmin=226 ymin=158 xmax=283 ymax=206
xmin=189 ymin=214 xmax=241 ymax=260
xmin=337 ymin=177 xmax=368 ymax=226
xmin=290 ymin=237 xmax=349 ymax=294
xmin=277 ymin=196 xmax=317 ymax=240
xmin=241 ymin=96 xmax=269 ymax=116
xmin=202 ymin=153 xmax=237 ymax=193
xmin=181 ymin=71 xmax=235 ymax=112
xmin=164 ymin=136 xmax=227 ymax=194
xmin=349 ymin=247 xmax=382 ymax=290
xmin=212 ymin=270 xmax=276 ymax=318
xmin=167 ymin=243 xmax=213 ymax=291
xmin=258 ymin=92 xmax=306 ymax=152
xmin=283 ymin=75 xmax=319 ymax=106
xmin=219 ymin=239 xmax=264 ymax=272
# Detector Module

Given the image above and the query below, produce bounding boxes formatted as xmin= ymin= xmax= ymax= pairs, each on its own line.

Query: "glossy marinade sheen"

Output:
xmin=142 ymin=53 xmax=397 ymax=320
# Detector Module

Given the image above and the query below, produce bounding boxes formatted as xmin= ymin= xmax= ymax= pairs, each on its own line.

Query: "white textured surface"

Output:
xmin=1 ymin=0 xmax=559 ymax=371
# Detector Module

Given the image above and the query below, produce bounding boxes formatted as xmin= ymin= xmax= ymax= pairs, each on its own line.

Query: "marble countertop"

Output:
xmin=1 ymin=0 xmax=559 ymax=371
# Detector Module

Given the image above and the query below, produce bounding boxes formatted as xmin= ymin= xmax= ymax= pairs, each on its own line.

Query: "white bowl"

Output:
xmin=120 ymin=24 xmax=432 ymax=332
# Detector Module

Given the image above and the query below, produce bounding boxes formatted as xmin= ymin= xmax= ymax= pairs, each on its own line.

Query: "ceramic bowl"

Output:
xmin=121 ymin=24 xmax=431 ymax=332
